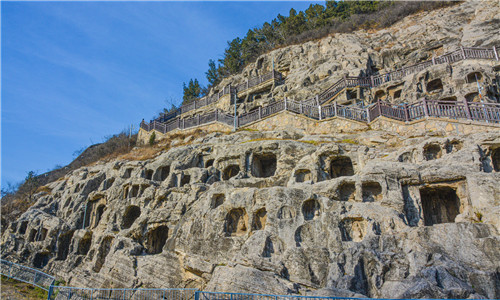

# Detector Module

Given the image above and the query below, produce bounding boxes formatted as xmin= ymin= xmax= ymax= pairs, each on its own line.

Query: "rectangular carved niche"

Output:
xmin=415 ymin=180 xmax=468 ymax=226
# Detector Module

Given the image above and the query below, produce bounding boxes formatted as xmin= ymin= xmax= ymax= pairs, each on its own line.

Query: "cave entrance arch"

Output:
xmin=252 ymin=153 xmax=277 ymax=178
xmin=121 ymin=205 xmax=141 ymax=229
xmin=223 ymin=165 xmax=240 ymax=180
xmin=420 ymin=186 xmax=460 ymax=226
xmin=145 ymin=225 xmax=169 ymax=254
xmin=224 ymin=208 xmax=248 ymax=236
xmin=330 ymin=156 xmax=354 ymax=178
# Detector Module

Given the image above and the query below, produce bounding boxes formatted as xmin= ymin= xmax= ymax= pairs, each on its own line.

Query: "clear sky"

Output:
xmin=1 ymin=1 xmax=323 ymax=188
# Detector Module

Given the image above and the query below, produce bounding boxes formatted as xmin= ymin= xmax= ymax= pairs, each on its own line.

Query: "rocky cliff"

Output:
xmin=2 ymin=1 xmax=500 ymax=299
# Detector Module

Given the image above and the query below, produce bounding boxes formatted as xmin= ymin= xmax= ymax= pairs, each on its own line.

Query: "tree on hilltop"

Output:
xmin=182 ymin=78 xmax=202 ymax=104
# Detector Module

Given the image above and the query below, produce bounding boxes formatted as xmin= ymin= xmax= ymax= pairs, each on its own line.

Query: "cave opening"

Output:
xmin=251 ymin=208 xmax=267 ymax=230
xmin=205 ymin=159 xmax=214 ymax=168
xmin=56 ymin=230 xmax=75 ymax=261
xmin=420 ymin=186 xmax=460 ymax=226
xmin=180 ymin=175 xmax=191 ymax=187
xmin=423 ymin=144 xmax=442 ymax=161
xmin=130 ymin=185 xmax=140 ymax=198
xmin=224 ymin=208 xmax=248 ymax=236
xmin=362 ymin=182 xmax=382 ymax=202
xmin=492 ymin=148 xmax=500 ymax=172
xmin=103 ymin=178 xmax=115 ymax=190
xmin=466 ymin=72 xmax=482 ymax=83
xmin=94 ymin=204 xmax=106 ymax=227
xmin=156 ymin=166 xmax=170 ymax=181
xmin=77 ymin=232 xmax=93 ymax=255
xmin=93 ymin=236 xmax=114 ymax=273
xmin=426 ymin=79 xmax=443 ymax=93
xmin=223 ymin=165 xmax=240 ymax=180
xmin=33 ymin=253 xmax=50 ymax=269
xmin=211 ymin=194 xmax=225 ymax=209
xmin=19 ymin=221 xmax=28 ymax=235
xmin=121 ymin=205 xmax=141 ymax=229
xmin=302 ymin=199 xmax=321 ymax=221
xmin=330 ymin=156 xmax=354 ymax=178
xmin=123 ymin=168 xmax=133 ymax=179
xmin=295 ymin=169 xmax=312 ymax=183
xmin=338 ymin=182 xmax=356 ymax=201
xmin=28 ymin=229 xmax=38 ymax=242
xmin=252 ymin=153 xmax=277 ymax=178
xmin=144 ymin=169 xmax=154 ymax=180
xmin=145 ymin=225 xmax=169 ymax=254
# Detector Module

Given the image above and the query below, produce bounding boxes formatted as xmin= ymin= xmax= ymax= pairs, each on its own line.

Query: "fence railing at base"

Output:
xmin=1 ymin=259 xmax=55 ymax=292
xmin=1 ymin=260 xmax=496 ymax=300
xmin=48 ymin=287 xmax=197 ymax=300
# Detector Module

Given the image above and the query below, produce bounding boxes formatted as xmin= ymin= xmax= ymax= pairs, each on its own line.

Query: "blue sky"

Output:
xmin=1 ymin=1 xmax=322 ymax=188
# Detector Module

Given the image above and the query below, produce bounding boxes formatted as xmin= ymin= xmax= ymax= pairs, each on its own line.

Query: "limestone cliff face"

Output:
xmin=2 ymin=129 xmax=500 ymax=298
xmin=2 ymin=1 xmax=500 ymax=299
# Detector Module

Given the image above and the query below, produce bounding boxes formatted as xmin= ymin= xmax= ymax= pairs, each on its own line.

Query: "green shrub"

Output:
xmin=149 ymin=132 xmax=156 ymax=146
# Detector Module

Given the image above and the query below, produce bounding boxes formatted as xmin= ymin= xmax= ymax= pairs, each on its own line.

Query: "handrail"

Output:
xmin=143 ymin=46 xmax=498 ymax=131
xmin=315 ymin=46 xmax=497 ymax=104
xmin=141 ymin=97 xmax=500 ymax=135
xmin=152 ymin=71 xmax=281 ymax=124
xmin=1 ymin=259 xmax=497 ymax=300
xmin=0 ymin=259 xmax=55 ymax=292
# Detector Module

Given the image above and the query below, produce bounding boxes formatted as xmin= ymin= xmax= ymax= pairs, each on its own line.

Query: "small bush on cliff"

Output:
xmin=149 ymin=132 xmax=156 ymax=146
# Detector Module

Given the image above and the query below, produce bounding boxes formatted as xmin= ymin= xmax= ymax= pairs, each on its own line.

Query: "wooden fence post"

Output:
xmin=404 ymin=104 xmax=409 ymax=122
xmin=494 ymin=46 xmax=499 ymax=61
xmin=422 ymin=99 xmax=429 ymax=117
xmin=258 ymin=106 xmax=262 ymax=119
xmin=334 ymin=102 xmax=337 ymax=117
xmin=463 ymin=99 xmax=472 ymax=120
xmin=432 ymin=57 xmax=436 ymax=65
xmin=366 ymin=107 xmax=371 ymax=123
xmin=284 ymin=98 xmax=287 ymax=111
xmin=318 ymin=105 xmax=322 ymax=120
xmin=370 ymin=75 xmax=374 ymax=87
xmin=461 ymin=46 xmax=466 ymax=60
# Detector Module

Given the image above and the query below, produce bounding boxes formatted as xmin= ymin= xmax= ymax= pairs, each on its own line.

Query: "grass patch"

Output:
xmin=35 ymin=186 xmax=52 ymax=195
xmin=1 ymin=275 xmax=48 ymax=299
xmin=242 ymin=138 xmax=329 ymax=146
xmin=236 ymin=127 xmax=259 ymax=132
xmin=339 ymin=139 xmax=359 ymax=144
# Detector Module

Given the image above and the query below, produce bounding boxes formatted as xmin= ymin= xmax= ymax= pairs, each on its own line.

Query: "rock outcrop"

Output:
xmin=2 ymin=129 xmax=500 ymax=298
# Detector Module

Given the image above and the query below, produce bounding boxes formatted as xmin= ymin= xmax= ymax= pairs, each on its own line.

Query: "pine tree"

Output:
xmin=206 ymin=59 xmax=221 ymax=89
xmin=182 ymin=79 xmax=201 ymax=104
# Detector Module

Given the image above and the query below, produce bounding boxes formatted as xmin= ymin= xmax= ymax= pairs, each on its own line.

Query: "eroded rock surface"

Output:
xmin=2 ymin=129 xmax=500 ymax=298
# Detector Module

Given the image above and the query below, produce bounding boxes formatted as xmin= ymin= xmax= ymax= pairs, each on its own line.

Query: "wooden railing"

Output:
xmin=143 ymin=46 xmax=498 ymax=132
xmin=234 ymin=70 xmax=282 ymax=94
xmin=309 ymin=46 xmax=499 ymax=105
xmin=153 ymin=71 xmax=281 ymax=123
xmin=141 ymin=97 xmax=500 ymax=136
